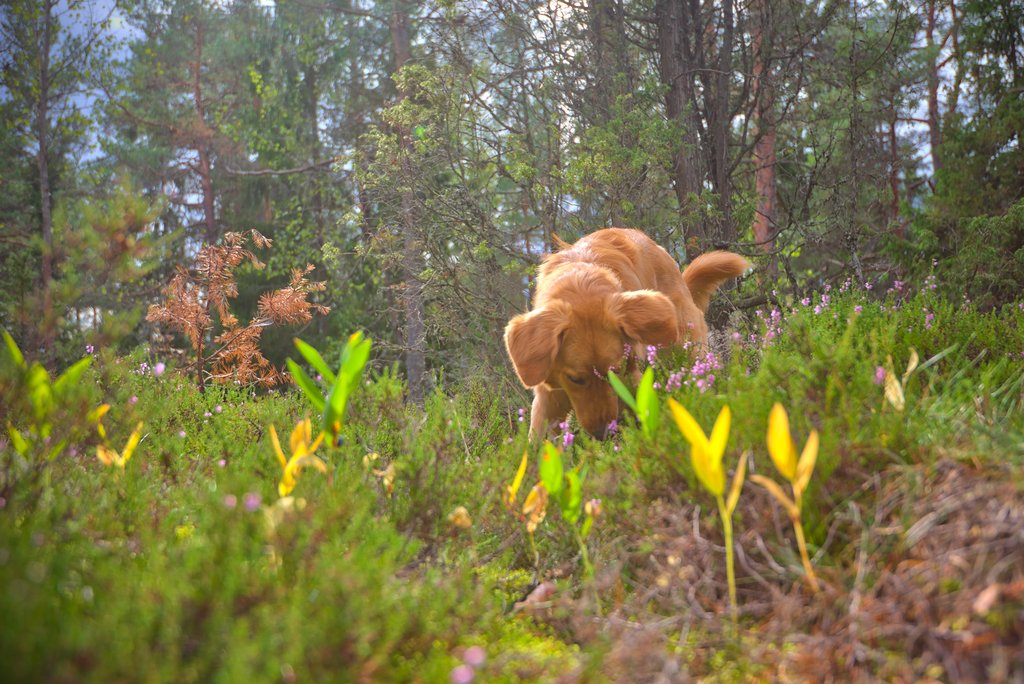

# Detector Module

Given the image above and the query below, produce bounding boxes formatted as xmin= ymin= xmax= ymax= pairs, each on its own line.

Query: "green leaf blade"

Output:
xmin=293 ymin=338 xmax=336 ymax=385
xmin=539 ymin=441 xmax=564 ymax=496
xmin=608 ymin=370 xmax=638 ymax=413
xmin=286 ymin=359 xmax=326 ymax=413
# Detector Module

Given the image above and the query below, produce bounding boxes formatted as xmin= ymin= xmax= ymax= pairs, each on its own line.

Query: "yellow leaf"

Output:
xmin=668 ymin=399 xmax=728 ymax=497
xmin=793 ymin=429 xmax=819 ymax=500
xmin=750 ymin=474 xmax=800 ymax=519
xmin=448 ymin=506 xmax=472 ymax=529
xmin=121 ymin=422 xmax=144 ymax=465
xmin=691 ymin=441 xmax=725 ymax=497
xmin=373 ymin=462 xmax=396 ymax=497
xmin=709 ymin=405 xmax=731 ymax=465
xmin=506 ymin=450 xmax=529 ymax=507
xmin=96 ymin=444 xmax=117 ymax=466
xmin=884 ymin=369 xmax=905 ymax=411
xmin=269 ymin=424 xmax=287 ymax=468
xmin=767 ymin=402 xmax=797 ymax=480
xmin=274 ymin=419 xmax=327 ymax=497
xmin=668 ymin=399 xmax=708 ymax=451
xmin=290 ymin=418 xmax=311 ymax=456
xmin=522 ymin=483 xmax=548 ymax=533
xmin=725 ymin=452 xmax=748 ymax=516
xmin=903 ymin=348 xmax=919 ymax=384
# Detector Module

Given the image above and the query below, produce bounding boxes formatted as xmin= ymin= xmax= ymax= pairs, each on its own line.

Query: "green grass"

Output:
xmin=2 ymin=283 xmax=1023 ymax=681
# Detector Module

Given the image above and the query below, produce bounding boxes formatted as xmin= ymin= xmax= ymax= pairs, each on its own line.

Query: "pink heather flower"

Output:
xmin=85 ymin=344 xmax=95 ymax=355
xmin=215 ymin=405 xmax=222 ymax=413
xmin=558 ymin=421 xmax=574 ymax=448
xmin=731 ymin=331 xmax=742 ymax=343
xmin=154 ymin=362 xmax=166 ymax=377
xmin=223 ymin=494 xmax=237 ymax=509
xmin=517 ymin=408 xmax=526 ymax=423
xmin=243 ymin=492 xmax=261 ymax=512
xmin=874 ymin=367 xmax=886 ymax=385
xmin=129 ymin=395 xmax=138 ymax=405
xmin=646 ymin=345 xmax=658 ymax=366
xmin=218 ymin=459 xmax=227 ymax=468
xmin=854 ymin=305 xmax=863 ymax=314
xmin=0 ymin=497 xmax=6 ymax=510
xmin=813 ymin=305 xmax=822 ymax=315
xmin=864 ymin=282 xmax=873 ymax=291
xmin=451 ymin=665 xmax=475 ymax=684
xmin=463 ymin=646 xmax=486 ymax=668
xmin=178 ymin=430 xmax=186 ymax=438
xmin=606 ymin=419 xmax=618 ymax=435
xmin=204 ymin=411 xmax=212 ymax=417
xmin=801 ymin=297 xmax=811 ymax=306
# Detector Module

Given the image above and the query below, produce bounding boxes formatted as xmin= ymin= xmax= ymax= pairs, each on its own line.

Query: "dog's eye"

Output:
xmin=567 ymin=375 xmax=587 ymax=386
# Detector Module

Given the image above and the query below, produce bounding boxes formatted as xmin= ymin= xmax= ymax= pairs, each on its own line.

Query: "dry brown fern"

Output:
xmin=146 ymin=230 xmax=329 ymax=391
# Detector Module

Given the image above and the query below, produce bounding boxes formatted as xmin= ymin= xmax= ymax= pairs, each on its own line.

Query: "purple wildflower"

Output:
xmin=463 ymin=646 xmax=486 ymax=668
xmin=243 ymin=492 xmax=261 ymax=512
xmin=451 ymin=665 xmax=475 ymax=684
xmin=873 ymin=367 xmax=886 ymax=386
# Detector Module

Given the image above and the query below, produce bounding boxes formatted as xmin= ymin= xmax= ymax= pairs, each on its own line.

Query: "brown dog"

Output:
xmin=505 ymin=228 xmax=749 ymax=439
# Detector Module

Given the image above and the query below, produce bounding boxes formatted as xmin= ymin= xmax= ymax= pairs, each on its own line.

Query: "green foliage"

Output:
xmin=2 ymin=330 xmax=101 ymax=475
xmin=906 ymin=198 xmax=1024 ymax=309
xmin=609 ymin=366 xmax=660 ymax=440
xmin=287 ymin=332 xmax=372 ymax=441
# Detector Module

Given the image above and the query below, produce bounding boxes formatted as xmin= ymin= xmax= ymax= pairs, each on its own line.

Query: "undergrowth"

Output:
xmin=1 ymin=279 xmax=1022 ymax=682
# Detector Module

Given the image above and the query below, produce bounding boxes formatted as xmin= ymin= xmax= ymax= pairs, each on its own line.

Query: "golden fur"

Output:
xmin=505 ymin=228 xmax=749 ymax=439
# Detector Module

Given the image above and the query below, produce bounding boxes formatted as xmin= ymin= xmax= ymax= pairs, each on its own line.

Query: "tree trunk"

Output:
xmin=750 ymin=0 xmax=777 ymax=259
xmin=191 ymin=18 xmax=218 ymax=243
xmin=655 ymin=0 xmax=705 ymax=254
xmin=389 ymin=3 xmax=426 ymax=404
xmin=925 ymin=0 xmax=943 ymax=176
xmin=711 ymin=0 xmax=735 ymax=246
xmin=37 ymin=0 xmax=55 ymax=359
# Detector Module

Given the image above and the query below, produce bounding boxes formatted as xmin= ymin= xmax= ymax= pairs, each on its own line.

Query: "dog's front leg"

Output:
xmin=529 ymin=384 xmax=571 ymax=440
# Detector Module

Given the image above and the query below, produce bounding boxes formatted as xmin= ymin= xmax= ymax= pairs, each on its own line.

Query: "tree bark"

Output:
xmin=191 ymin=17 xmax=218 ymax=243
xmin=925 ymin=0 xmax=943 ymax=176
xmin=389 ymin=3 xmax=426 ymax=404
xmin=750 ymin=0 xmax=777 ymax=259
xmin=655 ymin=0 xmax=704 ymax=253
xmin=36 ymin=0 xmax=55 ymax=359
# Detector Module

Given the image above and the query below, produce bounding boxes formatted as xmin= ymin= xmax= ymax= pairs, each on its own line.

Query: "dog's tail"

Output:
xmin=682 ymin=251 xmax=751 ymax=313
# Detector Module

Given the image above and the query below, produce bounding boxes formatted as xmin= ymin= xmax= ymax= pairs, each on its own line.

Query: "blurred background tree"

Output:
xmin=1 ymin=0 xmax=1019 ymax=388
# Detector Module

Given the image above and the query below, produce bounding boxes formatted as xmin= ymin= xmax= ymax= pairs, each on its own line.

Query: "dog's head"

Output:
xmin=504 ymin=290 xmax=677 ymax=438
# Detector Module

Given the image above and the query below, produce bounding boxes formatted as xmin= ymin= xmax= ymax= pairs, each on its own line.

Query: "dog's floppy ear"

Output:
xmin=504 ymin=302 xmax=571 ymax=387
xmin=609 ymin=290 xmax=678 ymax=346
